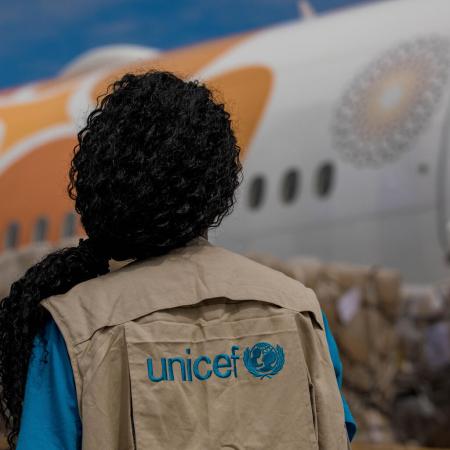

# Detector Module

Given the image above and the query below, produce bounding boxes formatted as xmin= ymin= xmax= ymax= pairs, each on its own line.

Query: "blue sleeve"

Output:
xmin=322 ymin=311 xmax=357 ymax=442
xmin=16 ymin=317 xmax=82 ymax=450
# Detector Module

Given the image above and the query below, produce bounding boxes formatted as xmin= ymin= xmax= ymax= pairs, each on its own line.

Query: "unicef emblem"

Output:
xmin=243 ymin=342 xmax=285 ymax=379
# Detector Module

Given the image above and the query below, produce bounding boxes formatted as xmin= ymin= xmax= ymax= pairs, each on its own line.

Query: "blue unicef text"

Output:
xmin=147 ymin=345 xmax=240 ymax=382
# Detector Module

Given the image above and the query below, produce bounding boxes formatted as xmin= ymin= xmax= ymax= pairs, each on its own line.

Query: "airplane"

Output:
xmin=1 ymin=0 xmax=450 ymax=283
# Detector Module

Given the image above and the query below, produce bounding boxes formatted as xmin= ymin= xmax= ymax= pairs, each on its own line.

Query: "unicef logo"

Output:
xmin=243 ymin=342 xmax=285 ymax=379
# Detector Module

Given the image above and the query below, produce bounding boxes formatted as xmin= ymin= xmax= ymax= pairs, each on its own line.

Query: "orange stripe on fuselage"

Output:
xmin=207 ymin=66 xmax=273 ymax=160
xmin=0 ymin=32 xmax=274 ymax=251
xmin=0 ymin=137 xmax=78 ymax=250
xmin=0 ymin=86 xmax=74 ymax=155
xmin=91 ymin=32 xmax=253 ymax=103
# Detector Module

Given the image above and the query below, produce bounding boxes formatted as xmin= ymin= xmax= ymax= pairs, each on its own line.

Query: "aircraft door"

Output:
xmin=437 ymin=101 xmax=450 ymax=258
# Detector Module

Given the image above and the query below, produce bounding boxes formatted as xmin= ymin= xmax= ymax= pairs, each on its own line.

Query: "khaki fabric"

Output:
xmin=41 ymin=237 xmax=348 ymax=449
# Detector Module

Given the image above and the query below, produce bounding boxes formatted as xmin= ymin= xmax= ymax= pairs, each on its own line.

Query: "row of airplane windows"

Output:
xmin=3 ymin=212 xmax=78 ymax=250
xmin=246 ymin=161 xmax=335 ymax=209
xmin=2 ymin=162 xmax=336 ymax=249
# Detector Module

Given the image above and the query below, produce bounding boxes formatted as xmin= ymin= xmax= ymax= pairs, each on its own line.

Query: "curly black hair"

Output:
xmin=0 ymin=70 xmax=242 ymax=447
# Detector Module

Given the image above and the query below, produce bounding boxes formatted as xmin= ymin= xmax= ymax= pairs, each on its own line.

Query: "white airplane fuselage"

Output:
xmin=208 ymin=0 xmax=450 ymax=282
xmin=1 ymin=0 xmax=450 ymax=283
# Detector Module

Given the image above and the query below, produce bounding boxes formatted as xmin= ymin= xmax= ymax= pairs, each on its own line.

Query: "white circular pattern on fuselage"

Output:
xmin=332 ymin=36 xmax=450 ymax=167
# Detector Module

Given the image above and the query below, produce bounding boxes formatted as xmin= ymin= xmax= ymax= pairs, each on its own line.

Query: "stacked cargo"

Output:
xmin=246 ymin=253 xmax=450 ymax=447
xmin=394 ymin=283 xmax=450 ymax=447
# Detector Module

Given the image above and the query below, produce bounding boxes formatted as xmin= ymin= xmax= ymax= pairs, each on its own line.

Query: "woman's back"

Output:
xmin=42 ymin=237 xmax=348 ymax=449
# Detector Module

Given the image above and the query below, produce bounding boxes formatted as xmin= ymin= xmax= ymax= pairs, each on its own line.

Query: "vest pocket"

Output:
xmin=124 ymin=312 xmax=319 ymax=450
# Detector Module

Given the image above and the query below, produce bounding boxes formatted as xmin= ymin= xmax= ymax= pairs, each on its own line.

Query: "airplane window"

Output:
xmin=248 ymin=175 xmax=266 ymax=209
xmin=281 ymin=169 xmax=300 ymax=203
xmin=4 ymin=222 xmax=20 ymax=249
xmin=316 ymin=162 xmax=335 ymax=198
xmin=33 ymin=216 xmax=49 ymax=242
xmin=62 ymin=211 xmax=77 ymax=238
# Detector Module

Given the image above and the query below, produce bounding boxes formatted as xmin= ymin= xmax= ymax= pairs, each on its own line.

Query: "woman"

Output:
xmin=0 ymin=70 xmax=355 ymax=449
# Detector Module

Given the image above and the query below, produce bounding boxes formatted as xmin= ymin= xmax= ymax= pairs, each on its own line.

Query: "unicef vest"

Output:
xmin=41 ymin=237 xmax=349 ymax=450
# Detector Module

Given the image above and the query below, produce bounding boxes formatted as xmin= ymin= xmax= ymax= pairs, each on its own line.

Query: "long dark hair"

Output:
xmin=0 ymin=70 xmax=242 ymax=447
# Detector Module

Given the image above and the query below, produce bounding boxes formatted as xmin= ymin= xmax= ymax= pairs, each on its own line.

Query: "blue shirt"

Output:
xmin=17 ymin=312 xmax=356 ymax=449
xmin=16 ymin=317 xmax=81 ymax=450
xmin=322 ymin=312 xmax=357 ymax=441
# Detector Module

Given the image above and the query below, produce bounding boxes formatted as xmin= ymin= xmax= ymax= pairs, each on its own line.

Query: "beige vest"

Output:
xmin=41 ymin=237 xmax=349 ymax=450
